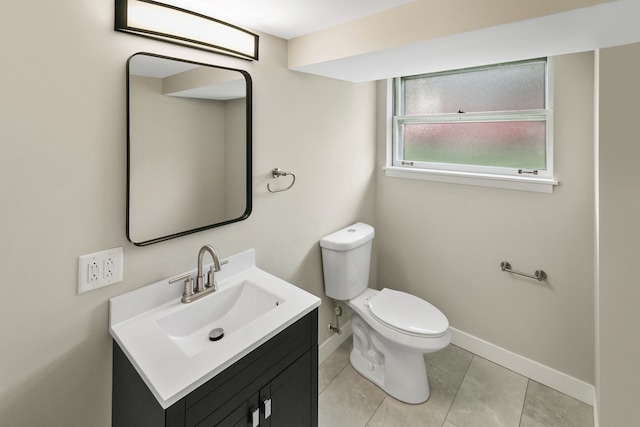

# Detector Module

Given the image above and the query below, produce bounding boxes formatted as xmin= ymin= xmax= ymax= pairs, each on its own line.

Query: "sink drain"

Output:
xmin=209 ymin=328 xmax=224 ymax=341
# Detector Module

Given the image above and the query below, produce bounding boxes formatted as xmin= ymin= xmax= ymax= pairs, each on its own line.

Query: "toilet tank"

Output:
xmin=320 ymin=222 xmax=375 ymax=300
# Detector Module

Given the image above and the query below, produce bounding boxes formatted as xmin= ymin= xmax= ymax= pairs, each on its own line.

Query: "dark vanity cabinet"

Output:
xmin=112 ymin=309 xmax=318 ymax=427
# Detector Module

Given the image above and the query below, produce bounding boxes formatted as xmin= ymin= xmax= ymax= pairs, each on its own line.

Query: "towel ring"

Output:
xmin=267 ymin=168 xmax=296 ymax=193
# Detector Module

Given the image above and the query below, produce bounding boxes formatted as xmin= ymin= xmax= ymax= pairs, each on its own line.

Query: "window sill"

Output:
xmin=383 ymin=166 xmax=558 ymax=193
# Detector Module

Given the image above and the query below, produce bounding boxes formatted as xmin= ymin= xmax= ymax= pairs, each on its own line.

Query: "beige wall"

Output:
xmin=375 ymin=52 xmax=596 ymax=384
xmin=598 ymin=42 xmax=640 ymax=426
xmin=0 ymin=1 xmax=376 ymax=426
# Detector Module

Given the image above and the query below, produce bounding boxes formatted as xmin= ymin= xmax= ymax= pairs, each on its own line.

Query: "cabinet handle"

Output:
xmin=263 ymin=398 xmax=272 ymax=419
xmin=251 ymin=407 xmax=259 ymax=427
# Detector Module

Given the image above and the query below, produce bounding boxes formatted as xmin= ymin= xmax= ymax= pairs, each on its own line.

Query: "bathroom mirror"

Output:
xmin=126 ymin=52 xmax=252 ymax=246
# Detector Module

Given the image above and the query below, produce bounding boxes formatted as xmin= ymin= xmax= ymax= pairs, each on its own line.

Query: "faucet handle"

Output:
xmin=207 ymin=266 xmax=222 ymax=291
xmin=169 ymin=273 xmax=194 ymax=299
xmin=205 ymin=259 xmax=228 ymax=290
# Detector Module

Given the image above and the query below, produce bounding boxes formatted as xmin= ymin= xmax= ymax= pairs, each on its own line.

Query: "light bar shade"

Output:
xmin=115 ymin=0 xmax=259 ymax=60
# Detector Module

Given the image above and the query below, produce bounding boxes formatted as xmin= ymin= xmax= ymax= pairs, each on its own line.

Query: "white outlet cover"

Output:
xmin=78 ymin=247 xmax=124 ymax=294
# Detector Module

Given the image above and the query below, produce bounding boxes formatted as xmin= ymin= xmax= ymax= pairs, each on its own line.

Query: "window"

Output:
xmin=387 ymin=58 xmax=557 ymax=193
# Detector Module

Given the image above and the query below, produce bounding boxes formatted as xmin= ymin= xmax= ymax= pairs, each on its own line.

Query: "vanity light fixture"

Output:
xmin=115 ymin=0 xmax=259 ymax=60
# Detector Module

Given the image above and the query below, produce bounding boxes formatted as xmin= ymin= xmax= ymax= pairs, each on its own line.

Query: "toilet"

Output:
xmin=320 ymin=222 xmax=451 ymax=404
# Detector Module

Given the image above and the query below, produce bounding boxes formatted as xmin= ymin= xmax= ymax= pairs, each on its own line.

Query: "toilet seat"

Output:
xmin=366 ymin=288 xmax=449 ymax=337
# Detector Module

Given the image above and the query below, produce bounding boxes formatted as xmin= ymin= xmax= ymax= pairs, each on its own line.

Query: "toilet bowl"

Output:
xmin=320 ymin=222 xmax=451 ymax=404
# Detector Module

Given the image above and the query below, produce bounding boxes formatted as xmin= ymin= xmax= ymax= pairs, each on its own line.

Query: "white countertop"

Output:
xmin=109 ymin=248 xmax=321 ymax=409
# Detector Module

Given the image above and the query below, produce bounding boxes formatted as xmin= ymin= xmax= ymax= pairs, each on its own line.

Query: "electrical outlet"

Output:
xmin=88 ymin=261 xmax=100 ymax=283
xmin=78 ymin=247 xmax=123 ymax=294
xmin=104 ymin=257 xmax=115 ymax=278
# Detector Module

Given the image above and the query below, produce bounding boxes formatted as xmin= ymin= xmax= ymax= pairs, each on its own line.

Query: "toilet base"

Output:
xmin=349 ymin=314 xmax=431 ymax=404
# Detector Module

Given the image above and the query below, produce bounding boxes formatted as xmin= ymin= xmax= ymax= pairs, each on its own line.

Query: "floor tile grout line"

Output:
xmin=518 ymin=379 xmax=532 ymax=427
xmin=364 ymin=393 xmax=386 ymax=427
xmin=318 ymin=355 xmax=351 ymax=396
xmin=441 ymin=353 xmax=476 ymax=426
xmin=463 ymin=354 xmax=532 ymax=427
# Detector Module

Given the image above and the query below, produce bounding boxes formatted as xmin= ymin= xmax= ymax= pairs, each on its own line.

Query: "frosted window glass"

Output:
xmin=403 ymin=62 xmax=545 ymax=115
xmin=402 ymin=121 xmax=546 ymax=170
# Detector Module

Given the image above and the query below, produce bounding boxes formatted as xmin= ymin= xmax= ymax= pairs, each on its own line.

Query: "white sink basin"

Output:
xmin=156 ymin=280 xmax=284 ymax=357
xmin=109 ymin=248 xmax=320 ymax=409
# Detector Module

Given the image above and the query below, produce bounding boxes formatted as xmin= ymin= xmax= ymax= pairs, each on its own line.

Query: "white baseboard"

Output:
xmin=318 ymin=320 xmax=352 ymax=364
xmin=450 ymin=327 xmax=596 ymax=406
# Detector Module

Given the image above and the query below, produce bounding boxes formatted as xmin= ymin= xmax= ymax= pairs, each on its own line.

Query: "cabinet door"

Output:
xmin=268 ymin=350 xmax=314 ymax=426
xmin=215 ymin=393 xmax=259 ymax=427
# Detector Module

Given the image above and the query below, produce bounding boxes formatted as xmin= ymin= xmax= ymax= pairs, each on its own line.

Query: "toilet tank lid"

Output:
xmin=320 ymin=222 xmax=375 ymax=251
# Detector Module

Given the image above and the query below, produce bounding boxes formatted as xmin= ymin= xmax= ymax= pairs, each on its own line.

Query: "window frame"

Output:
xmin=385 ymin=58 xmax=558 ymax=193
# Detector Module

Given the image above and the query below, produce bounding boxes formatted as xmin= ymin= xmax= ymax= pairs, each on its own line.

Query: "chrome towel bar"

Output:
xmin=500 ymin=261 xmax=547 ymax=281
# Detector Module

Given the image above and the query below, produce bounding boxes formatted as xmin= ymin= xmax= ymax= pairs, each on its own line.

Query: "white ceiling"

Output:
xmin=164 ymin=0 xmax=415 ymax=39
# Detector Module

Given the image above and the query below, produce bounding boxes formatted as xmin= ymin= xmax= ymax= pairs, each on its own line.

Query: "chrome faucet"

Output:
xmin=169 ymin=244 xmax=223 ymax=304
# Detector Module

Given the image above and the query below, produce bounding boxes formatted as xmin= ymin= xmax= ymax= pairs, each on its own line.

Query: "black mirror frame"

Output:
xmin=125 ymin=52 xmax=252 ymax=246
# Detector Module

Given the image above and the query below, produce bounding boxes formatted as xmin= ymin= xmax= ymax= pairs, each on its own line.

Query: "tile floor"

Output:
xmin=318 ymin=340 xmax=594 ymax=427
